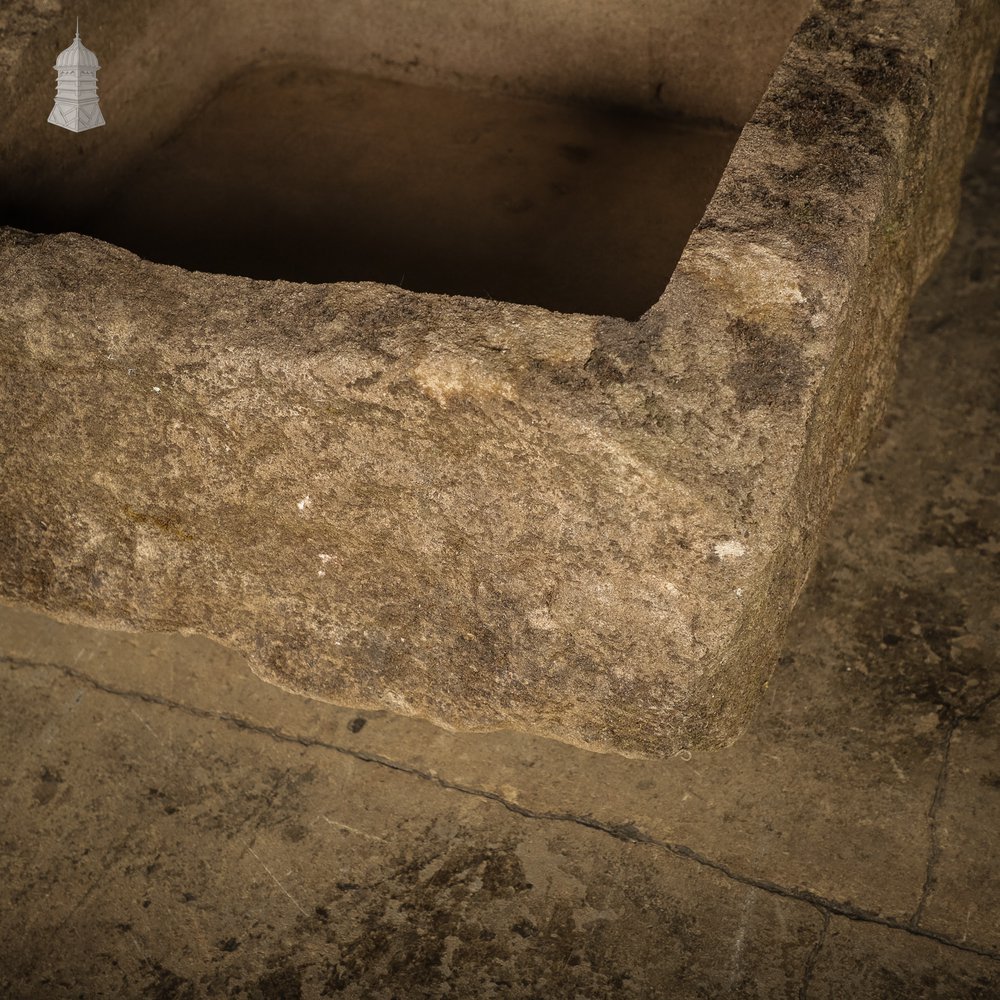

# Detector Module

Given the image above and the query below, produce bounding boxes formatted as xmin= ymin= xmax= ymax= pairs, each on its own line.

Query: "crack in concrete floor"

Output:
xmin=912 ymin=687 xmax=1000 ymax=930
xmin=6 ymin=652 xmax=999 ymax=966
xmin=797 ymin=908 xmax=830 ymax=1000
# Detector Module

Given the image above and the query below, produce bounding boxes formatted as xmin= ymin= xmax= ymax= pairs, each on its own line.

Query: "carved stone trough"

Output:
xmin=1 ymin=0 xmax=997 ymax=757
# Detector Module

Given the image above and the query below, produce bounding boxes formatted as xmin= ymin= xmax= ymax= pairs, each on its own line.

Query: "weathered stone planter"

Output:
xmin=1 ymin=0 xmax=997 ymax=757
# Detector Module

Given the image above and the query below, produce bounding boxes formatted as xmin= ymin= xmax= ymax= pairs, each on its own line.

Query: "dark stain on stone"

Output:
xmin=350 ymin=295 xmax=431 ymax=347
xmin=851 ymin=41 xmax=930 ymax=108
xmin=761 ymin=68 xmax=883 ymax=153
xmin=281 ymin=821 xmax=309 ymax=843
xmin=584 ymin=315 xmax=659 ymax=386
xmin=918 ymin=504 xmax=995 ymax=551
xmin=346 ymin=370 xmax=382 ymax=391
xmin=218 ymin=937 xmax=240 ymax=952
xmin=798 ymin=13 xmax=841 ymax=51
xmin=726 ymin=317 xmax=808 ymax=412
xmin=121 ymin=503 xmax=194 ymax=543
xmin=347 ymin=716 xmax=367 ymax=733
xmin=322 ymin=963 xmax=353 ymax=993
xmin=425 ymin=844 xmax=533 ymax=897
xmin=317 ymin=837 xmax=536 ymax=994
xmin=639 ymin=391 xmax=674 ymax=432
xmin=146 ymin=788 xmax=170 ymax=804
xmin=797 ymin=0 xmax=867 ymax=50
xmin=749 ymin=50 xmax=894 ymax=216
xmin=32 ymin=764 xmax=63 ymax=805
xmin=255 ymin=963 xmax=303 ymax=1000
xmin=143 ymin=964 xmax=195 ymax=1000
xmin=849 ymin=584 xmax=984 ymax=722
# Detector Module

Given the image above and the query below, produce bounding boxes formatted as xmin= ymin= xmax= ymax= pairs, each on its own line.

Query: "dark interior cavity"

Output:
xmin=1 ymin=0 xmax=812 ymax=317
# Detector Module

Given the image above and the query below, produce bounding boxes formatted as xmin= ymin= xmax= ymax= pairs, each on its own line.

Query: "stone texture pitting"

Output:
xmin=1 ymin=0 xmax=998 ymax=757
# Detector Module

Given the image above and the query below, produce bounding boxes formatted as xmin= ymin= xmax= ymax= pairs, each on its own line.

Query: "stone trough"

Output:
xmin=0 ymin=0 xmax=997 ymax=757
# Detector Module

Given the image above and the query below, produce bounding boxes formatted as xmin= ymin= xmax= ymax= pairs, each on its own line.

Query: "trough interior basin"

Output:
xmin=2 ymin=0 xmax=813 ymax=318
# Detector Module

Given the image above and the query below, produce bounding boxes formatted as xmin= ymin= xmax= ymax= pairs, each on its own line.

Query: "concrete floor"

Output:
xmin=2 ymin=74 xmax=998 ymax=999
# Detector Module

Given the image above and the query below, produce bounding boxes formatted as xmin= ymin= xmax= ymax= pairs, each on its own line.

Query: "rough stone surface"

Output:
xmin=1 ymin=0 xmax=998 ymax=757
xmin=1 ymin=72 xmax=998 ymax=990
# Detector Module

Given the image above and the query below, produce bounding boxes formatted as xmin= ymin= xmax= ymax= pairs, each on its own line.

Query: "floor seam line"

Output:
xmin=4 ymin=652 xmax=1000 ymax=964
xmin=798 ymin=907 xmax=830 ymax=1000
xmin=911 ymin=721 xmax=955 ymax=927
xmin=912 ymin=686 xmax=1000 ymax=928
